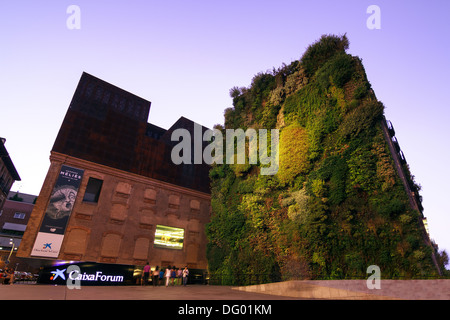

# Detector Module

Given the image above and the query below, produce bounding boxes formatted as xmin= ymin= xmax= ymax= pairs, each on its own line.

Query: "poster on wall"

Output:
xmin=31 ymin=165 xmax=84 ymax=258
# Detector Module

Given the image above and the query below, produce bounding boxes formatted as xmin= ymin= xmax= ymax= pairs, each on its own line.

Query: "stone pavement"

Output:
xmin=234 ymin=279 xmax=450 ymax=300
xmin=0 ymin=283 xmax=296 ymax=300
xmin=0 ymin=279 xmax=449 ymax=300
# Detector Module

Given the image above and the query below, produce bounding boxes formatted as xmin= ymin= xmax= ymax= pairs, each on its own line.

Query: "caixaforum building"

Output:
xmin=17 ymin=73 xmax=211 ymax=277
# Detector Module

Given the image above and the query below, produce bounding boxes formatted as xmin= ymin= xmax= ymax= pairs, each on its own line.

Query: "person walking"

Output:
xmin=171 ymin=266 xmax=176 ymax=286
xmin=165 ymin=266 xmax=171 ymax=287
xmin=182 ymin=266 xmax=189 ymax=286
xmin=159 ymin=268 xmax=164 ymax=286
xmin=152 ymin=266 xmax=159 ymax=286
xmin=176 ymin=267 xmax=182 ymax=285
xmin=142 ymin=262 xmax=151 ymax=286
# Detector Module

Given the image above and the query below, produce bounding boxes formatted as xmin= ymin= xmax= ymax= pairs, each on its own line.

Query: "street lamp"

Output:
xmin=6 ymin=239 xmax=15 ymax=265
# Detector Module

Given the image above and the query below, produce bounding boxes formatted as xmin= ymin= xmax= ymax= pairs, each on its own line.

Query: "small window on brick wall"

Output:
xmin=13 ymin=212 xmax=26 ymax=219
xmin=83 ymin=177 xmax=103 ymax=203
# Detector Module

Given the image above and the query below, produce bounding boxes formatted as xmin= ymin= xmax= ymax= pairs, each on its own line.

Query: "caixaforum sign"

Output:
xmin=38 ymin=262 xmax=135 ymax=286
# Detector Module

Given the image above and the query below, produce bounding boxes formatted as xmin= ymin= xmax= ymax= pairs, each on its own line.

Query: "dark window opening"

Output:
xmin=83 ymin=177 xmax=103 ymax=203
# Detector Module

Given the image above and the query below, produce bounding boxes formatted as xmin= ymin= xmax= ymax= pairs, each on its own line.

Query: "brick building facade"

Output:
xmin=17 ymin=73 xmax=211 ymax=271
xmin=0 ymin=138 xmax=21 ymax=213
xmin=0 ymin=192 xmax=35 ymax=271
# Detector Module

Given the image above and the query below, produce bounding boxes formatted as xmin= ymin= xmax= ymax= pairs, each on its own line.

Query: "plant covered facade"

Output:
xmin=206 ymin=35 xmax=443 ymax=284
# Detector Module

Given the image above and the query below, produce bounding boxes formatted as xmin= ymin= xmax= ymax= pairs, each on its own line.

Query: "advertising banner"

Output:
xmin=154 ymin=224 xmax=185 ymax=250
xmin=31 ymin=165 xmax=84 ymax=258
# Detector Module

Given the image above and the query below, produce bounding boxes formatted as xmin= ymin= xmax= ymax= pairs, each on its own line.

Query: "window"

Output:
xmin=13 ymin=212 xmax=26 ymax=219
xmin=83 ymin=177 xmax=103 ymax=203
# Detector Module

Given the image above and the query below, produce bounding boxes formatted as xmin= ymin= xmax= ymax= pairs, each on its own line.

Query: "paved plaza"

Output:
xmin=0 ymin=279 xmax=448 ymax=300
xmin=0 ymin=283 xmax=295 ymax=300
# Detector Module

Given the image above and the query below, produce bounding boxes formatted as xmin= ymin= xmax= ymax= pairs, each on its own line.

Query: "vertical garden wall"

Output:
xmin=206 ymin=35 xmax=444 ymax=284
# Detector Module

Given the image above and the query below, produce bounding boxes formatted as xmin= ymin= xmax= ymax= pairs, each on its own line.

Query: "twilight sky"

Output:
xmin=1 ymin=0 xmax=449 ymax=265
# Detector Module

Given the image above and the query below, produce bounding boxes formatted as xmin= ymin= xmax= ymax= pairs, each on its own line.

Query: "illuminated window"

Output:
xmin=154 ymin=225 xmax=184 ymax=250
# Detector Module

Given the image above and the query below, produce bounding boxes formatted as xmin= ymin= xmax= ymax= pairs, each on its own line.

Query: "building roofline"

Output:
xmin=0 ymin=139 xmax=21 ymax=181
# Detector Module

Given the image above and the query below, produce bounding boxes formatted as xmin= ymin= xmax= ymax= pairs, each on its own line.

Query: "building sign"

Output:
xmin=31 ymin=165 xmax=84 ymax=258
xmin=154 ymin=224 xmax=184 ymax=250
xmin=38 ymin=262 xmax=134 ymax=286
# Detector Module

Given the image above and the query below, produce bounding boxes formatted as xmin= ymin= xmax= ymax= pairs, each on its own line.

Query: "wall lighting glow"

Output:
xmin=154 ymin=225 xmax=184 ymax=250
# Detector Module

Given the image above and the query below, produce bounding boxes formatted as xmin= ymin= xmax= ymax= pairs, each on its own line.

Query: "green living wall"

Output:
xmin=206 ymin=35 xmax=444 ymax=284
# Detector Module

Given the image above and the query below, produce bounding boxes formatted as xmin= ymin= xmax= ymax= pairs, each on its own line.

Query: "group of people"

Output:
xmin=142 ymin=263 xmax=189 ymax=287
xmin=0 ymin=267 xmax=14 ymax=285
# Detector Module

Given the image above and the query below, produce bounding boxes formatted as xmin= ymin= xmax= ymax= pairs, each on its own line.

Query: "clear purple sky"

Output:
xmin=1 ymin=0 xmax=449 ymax=266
